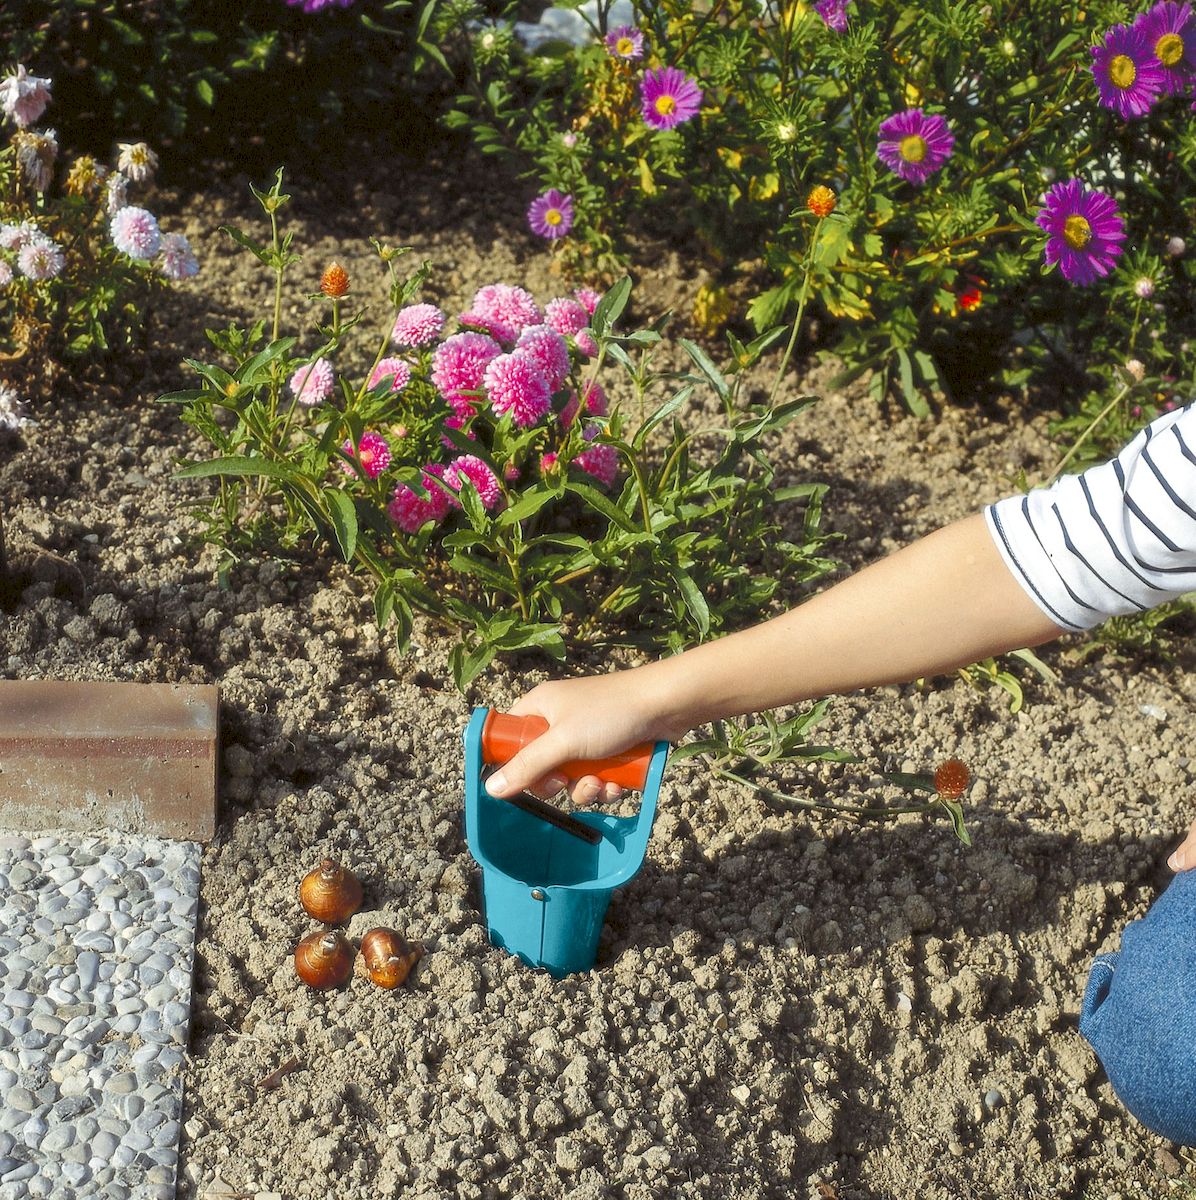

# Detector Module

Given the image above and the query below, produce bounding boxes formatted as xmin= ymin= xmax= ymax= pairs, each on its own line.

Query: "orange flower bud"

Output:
xmin=806 ymin=186 xmax=836 ymax=219
xmin=321 ymin=262 xmax=350 ymax=298
xmin=934 ymin=759 xmax=971 ymax=800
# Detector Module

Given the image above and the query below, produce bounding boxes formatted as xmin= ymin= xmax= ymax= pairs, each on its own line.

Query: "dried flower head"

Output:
xmin=321 ymin=262 xmax=350 ymax=298
xmin=106 ymin=173 xmax=129 ymax=216
xmin=0 ymin=65 xmax=52 ymax=129
xmin=64 ymin=155 xmax=106 ymax=198
xmin=14 ymin=129 xmax=58 ymax=193
xmin=0 ymin=383 xmax=27 ymax=433
xmin=117 ymin=142 xmax=158 ymax=183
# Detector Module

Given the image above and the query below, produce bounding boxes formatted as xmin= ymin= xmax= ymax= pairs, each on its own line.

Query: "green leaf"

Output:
xmin=451 ymin=641 xmax=496 ymax=690
xmin=671 ymin=566 xmax=710 ymax=636
xmin=195 ymin=77 xmax=215 ymax=107
xmin=374 ymin=580 xmax=396 ymax=630
xmin=449 ymin=553 xmax=517 ymax=594
xmin=157 ymin=389 xmax=210 ymax=405
xmin=592 ymin=277 xmax=632 ymax=338
xmin=679 ymin=339 xmax=730 ymax=401
xmin=236 ymin=337 xmax=297 ymax=383
xmin=325 ymin=491 xmax=358 ymax=562
xmin=564 ymin=481 xmax=637 ymax=532
xmin=175 ymin=456 xmax=300 ymax=482
xmin=633 ymin=385 xmax=692 ymax=450
xmin=497 ymin=486 xmax=559 ymax=526
xmin=939 ymin=798 xmax=973 ymax=846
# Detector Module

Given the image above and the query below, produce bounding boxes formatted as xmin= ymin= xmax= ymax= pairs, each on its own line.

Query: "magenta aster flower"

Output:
xmin=528 ymin=190 xmax=574 ymax=240
xmin=876 ymin=109 xmax=954 ymax=185
xmin=641 ymin=67 xmax=703 ymax=130
xmin=484 ymin=352 xmax=552 ymax=426
xmin=159 ymin=233 xmax=199 ymax=281
xmin=470 ymin=284 xmax=543 ymax=338
xmin=1036 ymin=179 xmax=1126 ymax=286
xmin=605 ymin=25 xmax=644 ymax=59
xmin=289 ymin=358 xmax=336 ymax=406
xmin=575 ymin=431 xmax=619 ymax=487
xmin=392 ymin=303 xmax=445 ymax=347
xmin=516 ymin=325 xmax=571 ymax=390
xmin=574 ymin=287 xmax=602 ymax=315
xmin=1091 ymin=23 xmax=1164 ymax=118
xmin=539 ymin=452 xmax=560 ymax=476
xmin=814 ymin=0 xmax=852 ymax=32
xmin=388 ymin=467 xmax=451 ymax=533
xmin=286 ymin=0 xmax=356 ymax=11
xmin=341 ymin=431 xmax=391 ymax=480
xmin=369 ymin=357 xmax=412 ymax=392
xmin=544 ymin=297 xmax=590 ymax=337
xmin=110 ymin=206 xmax=161 ymax=260
xmin=1134 ymin=1 xmax=1196 ymax=94
xmin=444 ymin=455 xmax=502 ymax=509
xmin=431 ymin=331 xmax=502 ymax=409
xmin=17 ymin=235 xmax=63 ymax=281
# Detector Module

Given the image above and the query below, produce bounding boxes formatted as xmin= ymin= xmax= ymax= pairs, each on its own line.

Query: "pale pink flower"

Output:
xmin=369 ymin=357 xmax=411 ymax=392
xmin=17 ymin=235 xmax=64 ymax=281
xmin=0 ymin=262 xmax=12 ymax=288
xmin=0 ymin=65 xmax=52 ymax=129
xmin=159 ymin=233 xmax=199 ymax=280
xmin=110 ymin=206 xmax=161 ymax=260
xmin=106 ymin=173 xmax=129 ymax=216
xmin=289 ymin=358 xmax=335 ymax=406
xmin=392 ymin=303 xmax=445 ymax=347
xmin=0 ymin=222 xmax=37 ymax=251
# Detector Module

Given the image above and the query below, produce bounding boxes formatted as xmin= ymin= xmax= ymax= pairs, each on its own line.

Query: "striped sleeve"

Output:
xmin=984 ymin=404 xmax=1196 ymax=631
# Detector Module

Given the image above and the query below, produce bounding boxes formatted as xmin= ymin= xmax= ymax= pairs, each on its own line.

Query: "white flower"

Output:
xmin=0 ymin=262 xmax=12 ymax=288
xmin=1134 ymin=276 xmax=1155 ymax=299
xmin=1125 ymin=359 xmax=1146 ymax=382
xmin=0 ymin=65 xmax=52 ymax=129
xmin=0 ymin=383 xmax=27 ymax=433
xmin=116 ymin=142 xmax=158 ymax=183
xmin=17 ymin=234 xmax=64 ymax=281
xmin=0 ymin=221 xmax=38 ymax=251
xmin=106 ymin=173 xmax=129 ymax=217
xmin=159 ymin=233 xmax=199 ymax=281
xmin=1167 ymin=236 xmax=1186 ymax=258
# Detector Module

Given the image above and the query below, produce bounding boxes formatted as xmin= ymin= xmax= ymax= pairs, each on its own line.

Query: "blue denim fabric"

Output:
xmin=1080 ymin=869 xmax=1196 ymax=1145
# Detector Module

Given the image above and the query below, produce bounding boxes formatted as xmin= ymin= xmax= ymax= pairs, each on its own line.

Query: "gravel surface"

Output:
xmin=2 ymin=150 xmax=1195 ymax=1198
xmin=0 ymin=833 xmax=199 ymax=1200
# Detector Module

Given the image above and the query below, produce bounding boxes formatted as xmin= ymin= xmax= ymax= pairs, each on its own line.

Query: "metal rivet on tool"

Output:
xmin=530 ymin=888 xmax=546 ymax=901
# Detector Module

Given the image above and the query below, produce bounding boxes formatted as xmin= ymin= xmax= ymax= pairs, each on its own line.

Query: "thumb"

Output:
xmin=485 ymin=732 xmax=570 ymax=798
xmin=1169 ymin=819 xmax=1196 ymax=872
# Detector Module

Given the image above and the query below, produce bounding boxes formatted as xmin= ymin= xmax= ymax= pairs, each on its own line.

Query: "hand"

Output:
xmin=1168 ymin=817 xmax=1196 ymax=872
xmin=483 ymin=669 xmax=683 ymax=806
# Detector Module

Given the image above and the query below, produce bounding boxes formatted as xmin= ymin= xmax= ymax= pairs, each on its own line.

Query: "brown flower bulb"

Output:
xmin=294 ymin=930 xmax=356 ymax=990
xmin=934 ymin=759 xmax=971 ymax=800
xmin=299 ymin=859 xmax=363 ymax=924
xmin=359 ymin=928 xmax=423 ymax=990
xmin=321 ymin=262 xmax=350 ymax=298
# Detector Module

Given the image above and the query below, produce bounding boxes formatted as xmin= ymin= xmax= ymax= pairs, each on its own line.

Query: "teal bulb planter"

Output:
xmin=463 ymin=706 xmax=669 ymax=978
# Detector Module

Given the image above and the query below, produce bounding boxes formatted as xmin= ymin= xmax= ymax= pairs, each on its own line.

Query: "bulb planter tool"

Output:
xmin=463 ymin=706 xmax=669 ymax=978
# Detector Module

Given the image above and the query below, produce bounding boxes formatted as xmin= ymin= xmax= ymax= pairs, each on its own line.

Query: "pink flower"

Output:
xmin=575 ymin=437 xmax=619 ymax=487
xmin=441 ymin=412 xmax=478 ymax=449
xmin=0 ymin=262 xmax=12 ymax=288
xmin=444 ymin=454 xmax=502 ymax=509
xmin=469 ymin=284 xmax=543 ymax=339
xmin=516 ymin=325 xmax=572 ymax=390
xmin=388 ymin=466 xmax=452 ymax=532
xmin=289 ymin=358 xmax=335 ymax=406
xmin=16 ymin=235 xmax=63 ymax=281
xmin=392 ymin=303 xmax=445 ymax=347
xmin=458 ymin=309 xmax=517 ymax=345
xmin=159 ymin=233 xmax=199 ymax=281
xmin=110 ymin=206 xmax=161 ymax=260
xmin=0 ymin=65 xmax=52 ymax=129
xmin=640 ymin=67 xmax=703 ymax=131
xmin=341 ymin=431 xmax=392 ymax=479
xmin=539 ymin=452 xmax=560 ymax=476
xmin=544 ymin=297 xmax=590 ymax=337
xmin=484 ymin=353 xmax=552 ymax=426
xmin=573 ymin=330 xmax=599 ymax=359
xmin=561 ymin=381 xmax=607 ymax=427
xmin=369 ymin=357 xmax=411 ymax=392
xmin=0 ymin=221 xmax=38 ymax=251
xmin=574 ymin=288 xmax=602 ymax=315
xmin=503 ymin=462 xmax=520 ymax=483
xmin=431 ymin=331 xmax=502 ymax=409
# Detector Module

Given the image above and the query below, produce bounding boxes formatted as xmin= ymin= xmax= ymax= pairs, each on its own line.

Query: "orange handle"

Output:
xmin=481 ymin=711 xmax=654 ymax=791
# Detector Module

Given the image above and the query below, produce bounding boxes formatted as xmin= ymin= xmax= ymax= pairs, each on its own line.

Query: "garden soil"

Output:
xmin=2 ymin=151 xmax=1195 ymax=1200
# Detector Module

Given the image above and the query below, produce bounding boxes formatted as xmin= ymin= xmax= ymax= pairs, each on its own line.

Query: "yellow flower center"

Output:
xmin=1063 ymin=214 xmax=1092 ymax=250
xmin=655 ymin=94 xmax=677 ymax=116
xmin=776 ymin=121 xmax=797 ymax=142
xmin=1156 ymin=32 xmax=1184 ymax=66
xmin=616 ymin=36 xmax=634 ymax=54
xmin=899 ymin=134 xmax=927 ymax=163
xmin=545 ymin=208 xmax=562 ymax=226
xmin=1109 ymin=54 xmax=1136 ymax=89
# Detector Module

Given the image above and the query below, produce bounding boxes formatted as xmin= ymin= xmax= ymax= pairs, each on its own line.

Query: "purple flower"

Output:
xmin=876 ymin=109 xmax=955 ymax=185
xmin=528 ymin=190 xmax=574 ymax=240
xmin=1036 ymin=179 xmax=1126 ymax=287
xmin=605 ymin=25 xmax=644 ymax=59
xmin=1091 ymin=23 xmax=1164 ymax=118
xmin=285 ymin=0 xmax=356 ymax=10
xmin=1134 ymin=1 xmax=1196 ymax=95
xmin=640 ymin=67 xmax=703 ymax=131
xmin=814 ymin=0 xmax=852 ymax=32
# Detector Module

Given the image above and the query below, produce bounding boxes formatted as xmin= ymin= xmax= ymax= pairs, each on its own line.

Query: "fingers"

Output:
xmin=1167 ymin=817 xmax=1196 ymax=872
xmin=483 ymin=728 xmax=569 ymax=799
xmin=570 ymin=776 xmax=625 ymax=806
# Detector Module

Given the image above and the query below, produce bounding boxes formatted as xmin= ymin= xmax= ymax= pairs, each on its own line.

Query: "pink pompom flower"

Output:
xmin=441 ymin=412 xmax=478 ymax=450
xmin=574 ymin=288 xmax=602 ymax=315
xmin=561 ymin=380 xmax=608 ymax=427
xmin=392 ymin=303 xmax=445 ymax=347
xmin=388 ymin=466 xmax=452 ymax=533
xmin=431 ymin=331 xmax=502 ymax=409
xmin=575 ymin=433 xmax=619 ymax=487
xmin=444 ymin=454 xmax=502 ymax=509
xmin=110 ymin=206 xmax=161 ymax=260
xmin=544 ymin=297 xmax=590 ymax=337
xmin=484 ymin=352 xmax=552 ymax=427
xmin=573 ymin=330 xmax=599 ymax=359
xmin=516 ymin=325 xmax=572 ymax=390
xmin=539 ymin=452 xmax=560 ymax=476
xmin=341 ymin=431 xmax=392 ymax=479
xmin=469 ymin=284 xmax=543 ymax=339
xmin=369 ymin=357 xmax=411 ymax=392
xmin=159 ymin=233 xmax=199 ymax=281
xmin=16 ymin=235 xmax=64 ymax=281
xmin=289 ymin=358 xmax=336 ymax=406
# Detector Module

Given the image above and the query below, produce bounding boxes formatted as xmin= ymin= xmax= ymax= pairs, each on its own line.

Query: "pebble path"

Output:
xmin=0 ymin=832 xmax=200 ymax=1200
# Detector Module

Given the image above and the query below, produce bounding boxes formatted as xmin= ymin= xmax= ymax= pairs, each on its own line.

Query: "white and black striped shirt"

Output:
xmin=985 ymin=405 xmax=1196 ymax=631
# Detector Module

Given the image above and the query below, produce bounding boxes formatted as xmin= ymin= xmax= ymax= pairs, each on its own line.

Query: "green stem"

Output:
xmin=769 ymin=216 xmax=824 ymax=404
xmin=715 ymin=768 xmax=937 ymax=821
xmin=1043 ymin=382 xmax=1131 ymax=486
